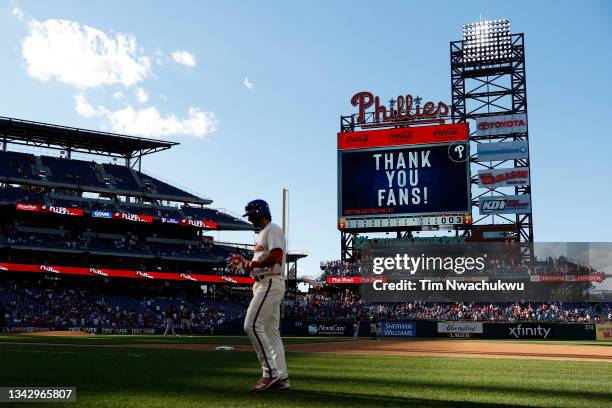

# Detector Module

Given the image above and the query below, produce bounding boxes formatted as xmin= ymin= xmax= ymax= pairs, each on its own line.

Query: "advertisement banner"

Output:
xmin=379 ymin=321 xmax=417 ymax=337
xmin=46 ymin=206 xmax=84 ymax=216
xmin=506 ymin=324 xmax=554 ymax=339
xmin=306 ymin=322 xmax=348 ymax=336
xmin=479 ymin=195 xmax=531 ymax=215
xmin=161 ymin=217 xmax=180 ymax=224
xmin=339 ymin=142 xmax=471 ymax=218
xmin=478 ymin=167 xmax=530 ymax=188
xmin=92 ymin=210 xmax=113 ymax=219
xmin=595 ymin=323 xmax=612 ymax=341
xmin=475 ymin=114 xmax=527 ymax=136
xmin=0 ymin=262 xmax=255 ymax=284
xmin=326 ymin=276 xmax=386 ymax=284
xmin=477 ymin=141 xmax=529 ymax=161
xmin=338 ymin=123 xmax=469 ymax=150
xmin=437 ymin=322 xmax=483 ymax=338
xmin=112 ymin=213 xmax=154 ymax=223
xmin=15 ymin=203 xmax=43 ymax=212
xmin=180 ymin=219 xmax=218 ymax=229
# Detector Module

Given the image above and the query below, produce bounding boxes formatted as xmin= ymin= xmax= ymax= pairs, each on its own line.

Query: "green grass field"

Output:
xmin=0 ymin=335 xmax=610 ymax=408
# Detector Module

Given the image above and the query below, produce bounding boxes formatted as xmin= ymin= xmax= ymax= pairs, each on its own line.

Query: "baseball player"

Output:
xmin=352 ymin=314 xmax=360 ymax=340
xmin=369 ymin=314 xmax=379 ymax=341
xmin=163 ymin=305 xmax=178 ymax=336
xmin=230 ymin=199 xmax=289 ymax=392
xmin=180 ymin=306 xmax=192 ymax=336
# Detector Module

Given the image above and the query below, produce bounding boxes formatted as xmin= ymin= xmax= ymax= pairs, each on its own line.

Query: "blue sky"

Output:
xmin=0 ymin=1 xmax=611 ymax=277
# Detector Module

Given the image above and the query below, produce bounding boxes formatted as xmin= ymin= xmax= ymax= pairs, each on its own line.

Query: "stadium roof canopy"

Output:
xmin=0 ymin=116 xmax=178 ymax=159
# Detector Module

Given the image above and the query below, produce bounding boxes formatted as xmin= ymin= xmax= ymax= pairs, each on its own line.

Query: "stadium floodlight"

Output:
xmin=462 ymin=19 xmax=511 ymax=65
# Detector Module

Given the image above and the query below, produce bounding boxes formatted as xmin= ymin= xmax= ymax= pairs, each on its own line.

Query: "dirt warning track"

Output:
xmin=117 ymin=339 xmax=612 ymax=363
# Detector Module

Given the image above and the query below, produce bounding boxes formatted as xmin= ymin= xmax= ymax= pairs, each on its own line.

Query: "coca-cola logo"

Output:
xmin=433 ymin=128 xmax=459 ymax=137
xmin=344 ymin=134 xmax=369 ymax=144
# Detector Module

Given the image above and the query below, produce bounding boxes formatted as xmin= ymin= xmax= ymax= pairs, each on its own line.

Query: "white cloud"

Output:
xmin=171 ymin=50 xmax=196 ymax=67
xmin=243 ymin=77 xmax=253 ymax=90
xmin=12 ymin=7 xmax=25 ymax=21
xmin=135 ymin=88 xmax=149 ymax=103
xmin=74 ymin=94 xmax=107 ymax=118
xmin=112 ymin=91 xmax=125 ymax=100
xmin=107 ymin=106 xmax=217 ymax=138
xmin=74 ymin=95 xmax=217 ymax=138
xmin=22 ymin=18 xmax=152 ymax=88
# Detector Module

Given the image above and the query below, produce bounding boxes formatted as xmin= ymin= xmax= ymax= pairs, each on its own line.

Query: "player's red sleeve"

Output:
xmin=270 ymin=248 xmax=284 ymax=265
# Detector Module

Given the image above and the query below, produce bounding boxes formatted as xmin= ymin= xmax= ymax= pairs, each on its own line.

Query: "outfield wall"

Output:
xmin=280 ymin=319 xmax=606 ymax=340
xmin=4 ymin=321 xmax=609 ymax=340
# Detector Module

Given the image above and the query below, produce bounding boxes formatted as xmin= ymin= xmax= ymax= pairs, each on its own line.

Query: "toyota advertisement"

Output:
xmin=475 ymin=114 xmax=527 ymax=136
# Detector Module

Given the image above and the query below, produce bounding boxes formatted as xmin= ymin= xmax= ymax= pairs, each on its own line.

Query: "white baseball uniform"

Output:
xmin=243 ymin=222 xmax=288 ymax=379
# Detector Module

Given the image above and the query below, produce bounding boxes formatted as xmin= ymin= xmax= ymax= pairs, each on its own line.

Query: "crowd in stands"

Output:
xmin=1 ymin=277 xmax=611 ymax=335
xmin=0 ymin=225 xmax=251 ymax=264
xmin=0 ymin=185 xmax=251 ymax=229
xmin=0 ymin=279 xmax=249 ymax=333
xmin=284 ymin=287 xmax=612 ymax=323
xmin=322 ymin=255 xmax=602 ymax=278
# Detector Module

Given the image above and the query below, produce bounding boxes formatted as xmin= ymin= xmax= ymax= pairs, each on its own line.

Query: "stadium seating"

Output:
xmin=101 ymin=163 xmax=141 ymax=192
xmin=0 ymin=151 xmax=36 ymax=179
xmin=0 ymin=186 xmax=44 ymax=204
xmin=135 ymin=171 xmax=199 ymax=200
xmin=0 ymin=151 xmax=203 ymax=202
xmin=40 ymin=155 xmax=106 ymax=187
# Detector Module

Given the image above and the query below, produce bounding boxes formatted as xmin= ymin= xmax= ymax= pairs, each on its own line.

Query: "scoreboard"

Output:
xmin=337 ymin=123 xmax=471 ymax=231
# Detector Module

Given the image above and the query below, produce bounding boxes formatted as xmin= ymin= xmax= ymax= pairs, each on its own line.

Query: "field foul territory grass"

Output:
xmin=0 ymin=342 xmax=610 ymax=408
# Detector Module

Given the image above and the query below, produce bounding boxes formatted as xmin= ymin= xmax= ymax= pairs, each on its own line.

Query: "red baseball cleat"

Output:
xmin=251 ymin=377 xmax=280 ymax=392
xmin=274 ymin=378 xmax=290 ymax=391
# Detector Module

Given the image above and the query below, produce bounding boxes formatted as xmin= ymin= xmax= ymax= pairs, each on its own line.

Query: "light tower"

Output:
xmin=450 ymin=19 xmax=534 ymax=245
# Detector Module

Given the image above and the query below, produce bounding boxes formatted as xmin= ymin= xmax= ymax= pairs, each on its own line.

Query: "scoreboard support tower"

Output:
xmin=450 ymin=29 xmax=534 ymax=246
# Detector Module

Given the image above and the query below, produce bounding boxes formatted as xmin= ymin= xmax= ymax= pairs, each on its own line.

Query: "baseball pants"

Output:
xmin=244 ymin=277 xmax=287 ymax=379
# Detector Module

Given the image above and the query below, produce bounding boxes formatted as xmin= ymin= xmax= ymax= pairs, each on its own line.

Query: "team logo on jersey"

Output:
xmin=254 ymin=244 xmax=264 ymax=252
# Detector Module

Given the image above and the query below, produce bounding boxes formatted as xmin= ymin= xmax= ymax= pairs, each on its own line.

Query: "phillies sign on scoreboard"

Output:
xmin=479 ymin=195 xmax=532 ymax=215
xmin=338 ymin=124 xmax=471 ymax=229
xmin=478 ymin=167 xmax=530 ymax=188
xmin=476 ymin=114 xmax=527 ymax=136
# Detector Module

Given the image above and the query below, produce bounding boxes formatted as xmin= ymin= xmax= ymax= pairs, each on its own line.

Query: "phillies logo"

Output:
xmin=221 ymin=276 xmax=238 ymax=284
xmin=180 ymin=273 xmax=197 ymax=281
xmin=89 ymin=268 xmax=108 ymax=277
xmin=351 ymin=91 xmax=449 ymax=124
xmin=40 ymin=265 xmax=60 ymax=274
xmin=0 ymin=265 xmax=8 ymax=271
xmin=136 ymin=271 xmax=154 ymax=279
